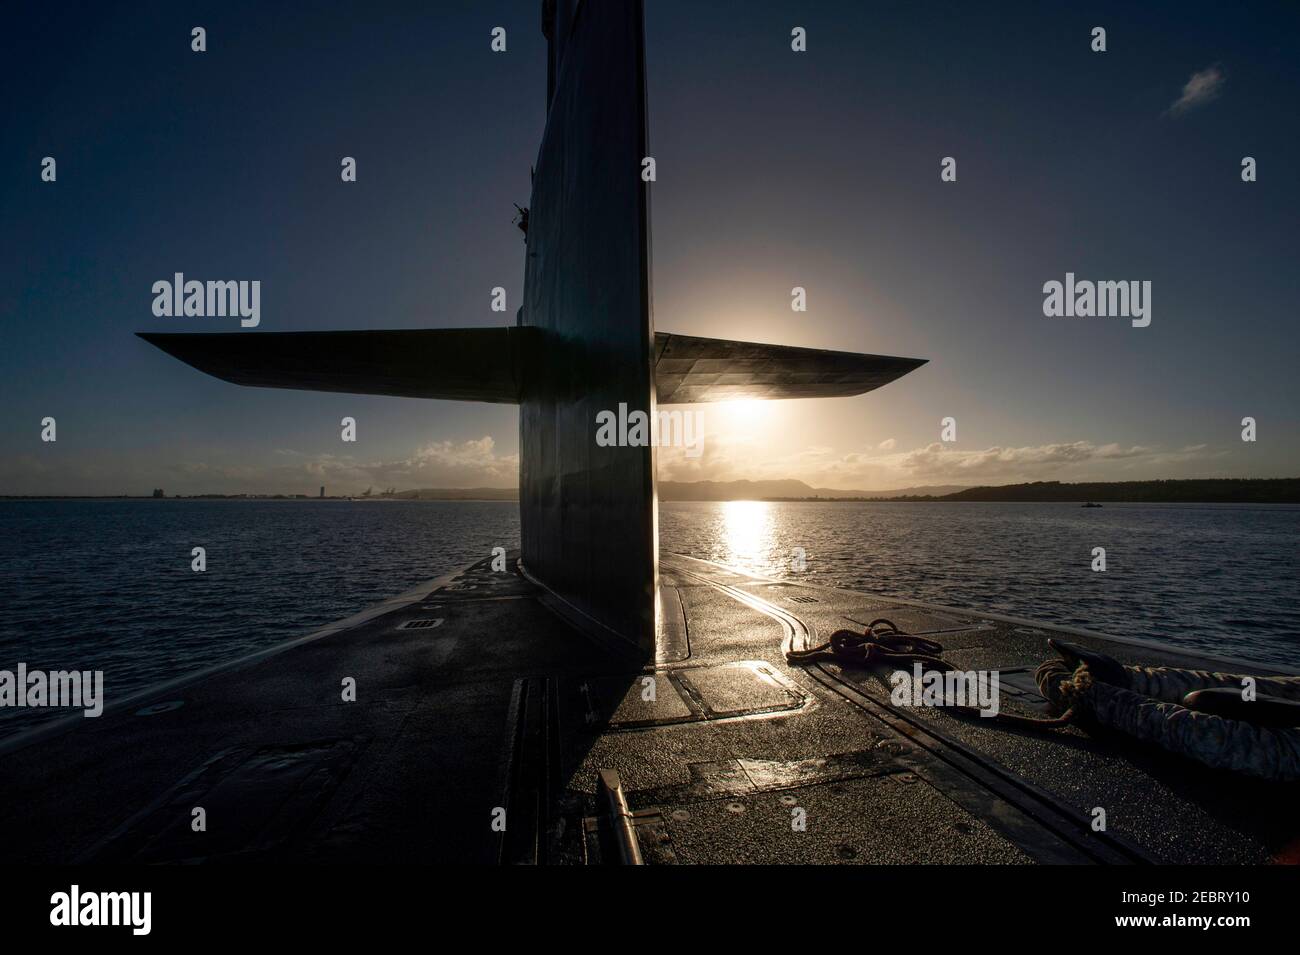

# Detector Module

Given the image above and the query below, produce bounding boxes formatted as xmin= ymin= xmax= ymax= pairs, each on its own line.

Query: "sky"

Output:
xmin=3 ymin=0 xmax=1298 ymax=495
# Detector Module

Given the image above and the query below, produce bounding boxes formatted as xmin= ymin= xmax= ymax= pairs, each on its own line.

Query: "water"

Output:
xmin=0 ymin=500 xmax=518 ymax=736
xmin=2 ymin=499 xmax=1297 ymax=737
xmin=661 ymin=500 xmax=1300 ymax=666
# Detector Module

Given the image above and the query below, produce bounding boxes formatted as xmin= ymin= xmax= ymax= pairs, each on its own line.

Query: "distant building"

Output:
xmin=152 ymin=488 xmax=165 ymax=498
xmin=319 ymin=486 xmax=325 ymax=498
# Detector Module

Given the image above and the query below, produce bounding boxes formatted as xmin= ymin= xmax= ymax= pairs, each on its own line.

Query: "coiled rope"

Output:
xmin=786 ymin=618 xmax=1076 ymax=730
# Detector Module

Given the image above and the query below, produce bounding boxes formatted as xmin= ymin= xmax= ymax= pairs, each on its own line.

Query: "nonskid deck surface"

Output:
xmin=0 ymin=553 xmax=1295 ymax=864
xmin=645 ymin=555 xmax=1298 ymax=864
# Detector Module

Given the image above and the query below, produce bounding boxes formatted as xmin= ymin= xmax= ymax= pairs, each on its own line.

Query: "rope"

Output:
xmin=787 ymin=618 xmax=1076 ymax=731
xmin=786 ymin=618 xmax=946 ymax=667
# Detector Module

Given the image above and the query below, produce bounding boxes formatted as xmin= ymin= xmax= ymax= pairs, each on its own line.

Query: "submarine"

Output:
xmin=2 ymin=0 xmax=1296 ymax=868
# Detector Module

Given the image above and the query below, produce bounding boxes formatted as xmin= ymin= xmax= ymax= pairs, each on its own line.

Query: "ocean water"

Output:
xmin=661 ymin=500 xmax=1300 ymax=667
xmin=2 ymin=499 xmax=1297 ymax=737
xmin=0 ymin=500 xmax=518 ymax=736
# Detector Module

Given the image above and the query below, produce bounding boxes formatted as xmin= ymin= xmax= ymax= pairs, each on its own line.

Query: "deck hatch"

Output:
xmin=596 ymin=661 xmax=808 ymax=730
xmin=397 ymin=618 xmax=445 ymax=630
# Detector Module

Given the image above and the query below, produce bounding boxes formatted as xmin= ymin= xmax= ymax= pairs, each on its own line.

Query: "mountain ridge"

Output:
xmin=386 ymin=477 xmax=1300 ymax=503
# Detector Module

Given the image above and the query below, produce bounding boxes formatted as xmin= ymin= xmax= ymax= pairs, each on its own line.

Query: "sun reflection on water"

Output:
xmin=719 ymin=499 xmax=777 ymax=575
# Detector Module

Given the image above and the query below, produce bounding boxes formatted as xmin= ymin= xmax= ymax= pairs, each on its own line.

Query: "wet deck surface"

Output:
xmin=1 ymin=553 xmax=1296 ymax=864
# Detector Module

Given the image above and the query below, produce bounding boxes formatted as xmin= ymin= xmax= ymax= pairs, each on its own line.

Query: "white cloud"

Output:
xmin=656 ymin=435 xmax=1223 ymax=489
xmin=890 ymin=440 xmax=1219 ymax=482
xmin=316 ymin=436 xmax=519 ymax=490
xmin=0 ymin=436 xmax=521 ymax=496
xmin=1168 ymin=65 xmax=1225 ymax=115
xmin=0 ymin=432 xmax=1233 ymax=497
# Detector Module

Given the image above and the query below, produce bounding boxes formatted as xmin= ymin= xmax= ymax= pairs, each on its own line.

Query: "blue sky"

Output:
xmin=3 ymin=0 xmax=1297 ymax=494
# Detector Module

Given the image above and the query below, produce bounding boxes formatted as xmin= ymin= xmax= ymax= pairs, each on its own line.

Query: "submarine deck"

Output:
xmin=1 ymin=552 xmax=1296 ymax=865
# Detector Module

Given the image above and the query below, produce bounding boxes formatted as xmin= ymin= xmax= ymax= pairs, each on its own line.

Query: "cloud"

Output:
xmin=890 ymin=440 xmax=1219 ymax=482
xmin=1168 ymin=65 xmax=1225 ymax=115
xmin=276 ymin=436 xmax=519 ymax=491
xmin=657 ymin=435 xmax=1223 ymax=489
xmin=0 ymin=436 xmax=521 ymax=496
xmin=0 ymin=432 xmax=1232 ymax=497
xmin=200 ymin=436 xmax=521 ymax=493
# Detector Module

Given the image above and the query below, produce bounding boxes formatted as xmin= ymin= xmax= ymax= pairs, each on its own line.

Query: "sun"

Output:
xmin=709 ymin=399 xmax=769 ymax=433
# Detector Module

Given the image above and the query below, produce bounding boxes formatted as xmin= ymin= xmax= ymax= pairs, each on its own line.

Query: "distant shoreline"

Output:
xmin=0 ymin=495 xmax=517 ymax=502
xmin=2 ymin=485 xmax=1300 ymax=509
xmin=662 ymin=477 xmax=1300 ymax=505
xmin=3 ymin=498 xmax=1296 ymax=505
xmin=5 ymin=476 xmax=1300 ymax=506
